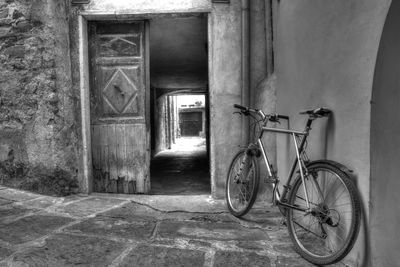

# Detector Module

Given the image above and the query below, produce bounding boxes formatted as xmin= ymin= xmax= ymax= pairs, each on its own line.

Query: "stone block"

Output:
xmin=102 ymin=202 xmax=164 ymax=220
xmin=4 ymin=45 xmax=25 ymax=58
xmin=0 ymin=143 xmax=12 ymax=161
xmin=0 ymin=246 xmax=13 ymax=261
xmin=120 ymin=245 xmax=205 ymax=267
xmin=67 ymin=214 xmax=156 ymax=241
xmin=0 ymin=214 xmax=74 ymax=244
xmin=0 ymin=198 xmax=13 ymax=206
xmin=214 ymin=251 xmax=271 ymax=267
xmin=0 ymin=188 xmax=40 ymax=202
xmin=0 ymin=17 xmax=11 ymax=25
xmin=275 ymin=256 xmax=314 ymax=267
xmin=0 ymin=25 xmax=10 ymax=35
xmin=54 ymin=196 xmax=126 ymax=217
xmin=13 ymin=19 xmax=31 ymax=31
xmin=0 ymin=205 xmax=34 ymax=224
xmin=12 ymin=233 xmax=125 ymax=266
xmin=157 ymin=221 xmax=270 ymax=241
xmin=0 ymin=8 xmax=8 ymax=19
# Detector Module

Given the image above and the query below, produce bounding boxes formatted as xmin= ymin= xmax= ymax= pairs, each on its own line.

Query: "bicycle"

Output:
xmin=226 ymin=104 xmax=361 ymax=265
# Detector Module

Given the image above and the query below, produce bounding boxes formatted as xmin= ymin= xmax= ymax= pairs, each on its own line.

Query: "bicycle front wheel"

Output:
xmin=226 ymin=150 xmax=259 ymax=217
xmin=286 ymin=161 xmax=361 ymax=265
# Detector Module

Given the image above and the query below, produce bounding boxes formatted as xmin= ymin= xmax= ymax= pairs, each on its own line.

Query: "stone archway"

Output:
xmin=370 ymin=1 xmax=400 ymax=266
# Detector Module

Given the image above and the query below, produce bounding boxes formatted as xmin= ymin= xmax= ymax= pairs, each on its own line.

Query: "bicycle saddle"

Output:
xmin=299 ymin=107 xmax=332 ymax=117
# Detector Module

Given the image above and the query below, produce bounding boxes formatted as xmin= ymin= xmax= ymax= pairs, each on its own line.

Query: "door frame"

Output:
xmin=78 ymin=11 xmax=213 ymax=194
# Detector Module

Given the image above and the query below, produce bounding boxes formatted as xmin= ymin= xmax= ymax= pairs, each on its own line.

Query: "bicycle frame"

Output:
xmin=256 ymin=117 xmax=315 ymax=213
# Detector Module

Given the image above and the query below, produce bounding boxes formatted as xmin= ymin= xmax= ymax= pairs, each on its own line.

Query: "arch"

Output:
xmin=370 ymin=1 xmax=400 ymax=266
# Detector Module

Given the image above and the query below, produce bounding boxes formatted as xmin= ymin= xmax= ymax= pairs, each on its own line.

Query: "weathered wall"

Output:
xmin=370 ymin=1 xmax=400 ymax=266
xmin=209 ymin=0 xmax=243 ymax=197
xmin=0 ymin=0 xmax=79 ymax=195
xmin=274 ymin=0 xmax=391 ymax=265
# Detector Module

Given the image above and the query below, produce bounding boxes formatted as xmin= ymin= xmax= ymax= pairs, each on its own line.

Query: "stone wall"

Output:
xmin=0 ymin=0 xmax=79 ymax=195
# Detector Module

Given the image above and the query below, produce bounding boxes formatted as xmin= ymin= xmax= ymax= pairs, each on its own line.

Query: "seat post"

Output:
xmin=306 ymin=118 xmax=314 ymax=129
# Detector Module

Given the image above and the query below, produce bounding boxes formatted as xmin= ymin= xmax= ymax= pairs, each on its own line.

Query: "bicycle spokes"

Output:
xmin=288 ymin=167 xmax=355 ymax=259
xmin=226 ymin=151 xmax=259 ymax=216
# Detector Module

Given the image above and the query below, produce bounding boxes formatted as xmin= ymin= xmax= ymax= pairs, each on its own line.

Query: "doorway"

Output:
xmin=86 ymin=14 xmax=209 ymax=194
xmin=149 ymin=15 xmax=210 ymax=195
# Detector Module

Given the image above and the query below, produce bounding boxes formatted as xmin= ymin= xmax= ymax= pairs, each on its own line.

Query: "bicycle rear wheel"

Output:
xmin=226 ymin=150 xmax=259 ymax=217
xmin=286 ymin=161 xmax=361 ymax=265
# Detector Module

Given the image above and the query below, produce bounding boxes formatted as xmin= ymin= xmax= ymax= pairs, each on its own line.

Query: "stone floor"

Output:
xmin=0 ymin=187 xmax=321 ymax=267
xmin=150 ymin=137 xmax=210 ymax=195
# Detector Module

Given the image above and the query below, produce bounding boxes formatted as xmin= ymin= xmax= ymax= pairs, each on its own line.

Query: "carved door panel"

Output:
xmin=89 ymin=22 xmax=150 ymax=194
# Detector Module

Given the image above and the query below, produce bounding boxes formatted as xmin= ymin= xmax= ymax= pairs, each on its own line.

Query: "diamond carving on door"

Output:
xmin=99 ymin=35 xmax=140 ymax=57
xmin=102 ymin=68 xmax=139 ymax=115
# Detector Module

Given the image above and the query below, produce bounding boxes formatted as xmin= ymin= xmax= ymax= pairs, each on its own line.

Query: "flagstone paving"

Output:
xmin=0 ymin=187 xmax=326 ymax=266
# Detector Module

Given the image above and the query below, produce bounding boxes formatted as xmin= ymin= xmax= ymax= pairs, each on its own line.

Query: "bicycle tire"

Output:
xmin=286 ymin=161 xmax=361 ymax=265
xmin=226 ymin=150 xmax=259 ymax=217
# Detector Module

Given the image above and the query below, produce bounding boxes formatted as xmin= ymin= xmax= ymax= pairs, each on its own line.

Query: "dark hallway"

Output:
xmin=150 ymin=137 xmax=210 ymax=195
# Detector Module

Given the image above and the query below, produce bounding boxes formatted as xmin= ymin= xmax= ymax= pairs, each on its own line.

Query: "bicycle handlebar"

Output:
xmin=233 ymin=104 xmax=246 ymax=111
xmin=234 ymin=104 xmax=331 ymax=121
xmin=233 ymin=104 xmax=289 ymax=122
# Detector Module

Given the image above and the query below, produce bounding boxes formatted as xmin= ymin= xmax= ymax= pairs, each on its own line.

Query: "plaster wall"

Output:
xmin=250 ymin=0 xmax=276 ymax=200
xmin=70 ymin=0 xmax=244 ymax=197
xmin=208 ymin=0 xmax=243 ymax=197
xmin=274 ymin=0 xmax=390 ymax=265
xmin=370 ymin=1 xmax=400 ymax=265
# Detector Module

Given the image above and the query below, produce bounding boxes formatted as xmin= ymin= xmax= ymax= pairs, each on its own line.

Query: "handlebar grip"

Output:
xmin=233 ymin=104 xmax=247 ymax=111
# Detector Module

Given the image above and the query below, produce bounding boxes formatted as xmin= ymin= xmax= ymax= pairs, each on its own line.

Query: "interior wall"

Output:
xmin=154 ymin=94 xmax=170 ymax=154
xmin=370 ymin=1 xmax=400 ymax=266
xmin=274 ymin=0 xmax=391 ymax=265
xmin=150 ymin=16 xmax=207 ymax=75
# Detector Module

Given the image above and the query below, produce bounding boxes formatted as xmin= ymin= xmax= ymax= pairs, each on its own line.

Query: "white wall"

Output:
xmin=370 ymin=1 xmax=400 ymax=266
xmin=274 ymin=0 xmax=391 ymax=265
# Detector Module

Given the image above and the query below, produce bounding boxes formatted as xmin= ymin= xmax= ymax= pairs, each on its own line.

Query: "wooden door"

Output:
xmin=89 ymin=22 xmax=150 ymax=194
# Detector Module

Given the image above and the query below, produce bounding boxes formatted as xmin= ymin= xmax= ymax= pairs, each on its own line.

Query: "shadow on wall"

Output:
xmin=324 ymin=112 xmax=370 ymax=267
xmin=370 ymin=1 xmax=400 ymax=266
